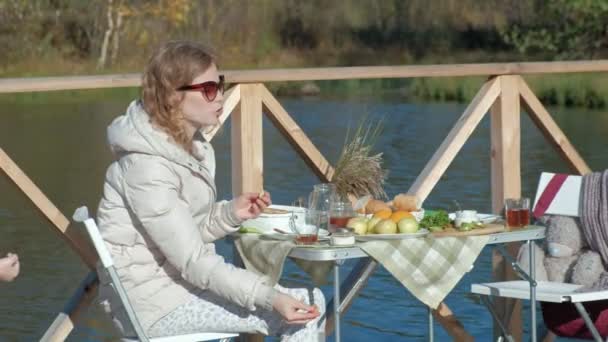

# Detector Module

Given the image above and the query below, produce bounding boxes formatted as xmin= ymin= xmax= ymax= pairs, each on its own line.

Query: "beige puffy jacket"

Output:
xmin=96 ymin=100 xmax=276 ymax=334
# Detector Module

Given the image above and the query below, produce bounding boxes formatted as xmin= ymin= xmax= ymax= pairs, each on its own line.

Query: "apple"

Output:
xmin=398 ymin=218 xmax=419 ymax=234
xmin=347 ymin=217 xmax=367 ymax=226
xmin=347 ymin=219 xmax=369 ymax=235
xmin=374 ymin=219 xmax=397 ymax=234
xmin=367 ymin=217 xmax=382 ymax=234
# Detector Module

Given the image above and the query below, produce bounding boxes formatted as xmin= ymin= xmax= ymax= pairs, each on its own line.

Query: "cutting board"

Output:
xmin=431 ymin=223 xmax=505 ymax=237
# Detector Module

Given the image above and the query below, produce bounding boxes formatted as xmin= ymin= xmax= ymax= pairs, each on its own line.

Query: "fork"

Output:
xmin=288 ymin=211 xmax=298 ymax=234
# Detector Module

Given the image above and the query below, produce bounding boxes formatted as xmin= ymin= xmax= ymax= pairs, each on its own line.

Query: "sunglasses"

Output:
xmin=176 ymin=75 xmax=225 ymax=102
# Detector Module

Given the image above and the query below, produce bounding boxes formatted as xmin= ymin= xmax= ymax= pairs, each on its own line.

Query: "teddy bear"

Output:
xmin=517 ymin=215 xmax=608 ymax=289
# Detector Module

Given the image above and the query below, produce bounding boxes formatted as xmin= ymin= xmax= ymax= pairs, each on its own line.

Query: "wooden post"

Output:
xmin=231 ymin=84 xmax=265 ymax=342
xmin=232 ymin=84 xmax=264 ymax=196
xmin=260 ymin=85 xmax=334 ymax=182
xmin=518 ymin=76 xmax=591 ymax=175
xmin=409 ymin=76 xmax=501 ymax=203
xmin=0 ymin=147 xmax=97 ymax=268
xmin=40 ymin=272 xmax=98 ymax=342
xmin=490 ymin=75 xmax=523 ymax=341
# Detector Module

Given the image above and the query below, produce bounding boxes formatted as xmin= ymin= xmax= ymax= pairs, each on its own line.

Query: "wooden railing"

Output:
xmin=1 ymin=60 xmax=604 ymax=341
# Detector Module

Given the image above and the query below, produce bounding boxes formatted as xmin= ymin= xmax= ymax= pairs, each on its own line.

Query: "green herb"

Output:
xmin=420 ymin=210 xmax=451 ymax=229
xmin=458 ymin=222 xmax=475 ymax=231
xmin=238 ymin=226 xmax=262 ymax=234
xmin=428 ymin=226 xmax=445 ymax=232
xmin=458 ymin=221 xmax=485 ymax=231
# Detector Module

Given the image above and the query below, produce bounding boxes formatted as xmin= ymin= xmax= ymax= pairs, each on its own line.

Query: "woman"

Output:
xmin=96 ymin=41 xmax=325 ymax=340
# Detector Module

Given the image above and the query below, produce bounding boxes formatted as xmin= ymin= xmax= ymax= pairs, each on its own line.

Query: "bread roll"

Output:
xmin=365 ymin=199 xmax=391 ymax=214
xmin=393 ymin=193 xmax=419 ymax=211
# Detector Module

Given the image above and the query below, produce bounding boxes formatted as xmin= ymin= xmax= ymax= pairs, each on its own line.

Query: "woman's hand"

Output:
xmin=272 ymin=292 xmax=320 ymax=325
xmin=0 ymin=253 xmax=20 ymax=282
xmin=233 ymin=191 xmax=271 ymax=221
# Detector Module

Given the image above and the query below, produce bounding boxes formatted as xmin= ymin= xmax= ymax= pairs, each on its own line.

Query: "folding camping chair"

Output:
xmin=471 ymin=172 xmax=608 ymax=342
xmin=73 ymin=206 xmax=238 ymax=342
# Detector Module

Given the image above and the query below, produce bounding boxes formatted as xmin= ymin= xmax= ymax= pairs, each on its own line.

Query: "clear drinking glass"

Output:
xmin=329 ymin=200 xmax=355 ymax=232
xmin=293 ymin=209 xmax=321 ymax=245
xmin=504 ymin=197 xmax=530 ymax=230
xmin=307 ymin=183 xmax=336 ymax=232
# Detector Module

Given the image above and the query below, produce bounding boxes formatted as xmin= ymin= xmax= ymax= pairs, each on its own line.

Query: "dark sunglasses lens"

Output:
xmin=203 ymin=84 xmax=218 ymax=101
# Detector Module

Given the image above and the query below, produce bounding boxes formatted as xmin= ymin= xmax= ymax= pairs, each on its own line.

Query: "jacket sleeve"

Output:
xmin=122 ymin=157 xmax=276 ymax=311
xmin=198 ymin=200 xmax=243 ymax=242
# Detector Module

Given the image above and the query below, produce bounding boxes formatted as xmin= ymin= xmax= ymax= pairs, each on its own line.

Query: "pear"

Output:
xmin=374 ymin=219 xmax=397 ymax=234
xmin=397 ymin=218 xmax=419 ymax=233
xmin=367 ymin=217 xmax=382 ymax=234
xmin=347 ymin=217 xmax=369 ymax=235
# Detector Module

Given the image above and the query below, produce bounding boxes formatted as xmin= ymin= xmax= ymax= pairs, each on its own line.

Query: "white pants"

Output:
xmin=148 ymin=284 xmax=326 ymax=342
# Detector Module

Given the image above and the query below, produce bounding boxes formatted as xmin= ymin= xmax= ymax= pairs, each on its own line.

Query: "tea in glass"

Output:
xmin=329 ymin=200 xmax=355 ymax=232
xmin=294 ymin=209 xmax=321 ymax=245
xmin=505 ymin=198 xmax=530 ymax=230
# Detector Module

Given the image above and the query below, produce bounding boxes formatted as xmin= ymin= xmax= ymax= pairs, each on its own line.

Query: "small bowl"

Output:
xmin=330 ymin=232 xmax=356 ymax=246
xmin=454 ymin=210 xmax=478 ymax=228
xmin=243 ymin=205 xmax=305 ymax=234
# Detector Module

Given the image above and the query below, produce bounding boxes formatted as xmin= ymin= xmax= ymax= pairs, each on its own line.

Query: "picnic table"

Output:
xmin=233 ymin=225 xmax=546 ymax=341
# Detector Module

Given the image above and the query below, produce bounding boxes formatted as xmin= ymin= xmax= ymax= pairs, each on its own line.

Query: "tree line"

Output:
xmin=1 ymin=0 xmax=607 ymax=74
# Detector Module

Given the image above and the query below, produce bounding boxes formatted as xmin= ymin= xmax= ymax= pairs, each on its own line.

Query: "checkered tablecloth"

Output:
xmin=234 ymin=234 xmax=334 ymax=286
xmin=358 ymin=235 xmax=489 ymax=309
xmin=234 ymin=234 xmax=489 ymax=308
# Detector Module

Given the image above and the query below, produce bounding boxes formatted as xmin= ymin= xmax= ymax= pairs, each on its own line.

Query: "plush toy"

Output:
xmin=517 ymin=215 xmax=607 ymax=288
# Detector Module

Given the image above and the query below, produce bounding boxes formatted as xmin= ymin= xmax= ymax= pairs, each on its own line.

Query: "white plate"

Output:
xmin=448 ymin=213 xmax=501 ymax=224
xmin=261 ymin=229 xmax=330 ymax=241
xmin=478 ymin=214 xmax=501 ymax=224
xmin=355 ymin=229 xmax=429 ymax=241
xmin=364 ymin=208 xmax=426 ymax=222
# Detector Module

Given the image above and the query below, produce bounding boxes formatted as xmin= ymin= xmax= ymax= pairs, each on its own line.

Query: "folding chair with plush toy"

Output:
xmin=471 ymin=172 xmax=608 ymax=342
xmin=73 ymin=206 xmax=238 ymax=342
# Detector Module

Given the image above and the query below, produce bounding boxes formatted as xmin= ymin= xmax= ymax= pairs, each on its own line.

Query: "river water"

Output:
xmin=1 ymin=90 xmax=606 ymax=341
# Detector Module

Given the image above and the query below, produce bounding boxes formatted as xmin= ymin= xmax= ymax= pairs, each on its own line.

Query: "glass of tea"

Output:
xmin=504 ymin=197 xmax=530 ymax=230
xmin=294 ymin=209 xmax=321 ymax=245
xmin=329 ymin=200 xmax=355 ymax=233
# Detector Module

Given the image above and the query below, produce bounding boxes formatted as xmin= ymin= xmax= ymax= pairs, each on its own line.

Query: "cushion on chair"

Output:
xmin=541 ymin=301 xmax=608 ymax=339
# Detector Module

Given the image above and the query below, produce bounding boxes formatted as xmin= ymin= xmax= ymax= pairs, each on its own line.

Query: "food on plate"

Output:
xmin=262 ymin=207 xmax=290 ymax=215
xmin=238 ymin=226 xmax=262 ymax=234
xmin=365 ymin=199 xmax=392 ymax=214
xmin=367 ymin=217 xmax=383 ymax=233
xmin=346 ymin=217 xmax=369 ymax=235
xmin=374 ymin=219 xmax=397 ymax=234
xmin=397 ymin=218 xmax=419 ymax=233
xmin=393 ymin=193 xmax=419 ymax=212
xmin=419 ymin=210 xmax=451 ymax=231
xmin=372 ymin=209 xmax=392 ymax=220
xmin=390 ymin=210 xmax=414 ymax=223
xmin=457 ymin=221 xmax=485 ymax=231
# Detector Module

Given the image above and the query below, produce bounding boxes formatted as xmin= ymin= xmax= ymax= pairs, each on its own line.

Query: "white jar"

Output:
xmin=454 ymin=210 xmax=478 ymax=228
xmin=330 ymin=232 xmax=355 ymax=246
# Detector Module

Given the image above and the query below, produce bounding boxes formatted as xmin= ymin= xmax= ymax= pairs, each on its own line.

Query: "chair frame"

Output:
xmin=73 ymin=206 xmax=238 ymax=342
xmin=470 ymin=172 xmax=608 ymax=342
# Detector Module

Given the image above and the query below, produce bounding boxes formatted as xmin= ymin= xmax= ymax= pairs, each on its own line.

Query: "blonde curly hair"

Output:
xmin=142 ymin=41 xmax=216 ymax=152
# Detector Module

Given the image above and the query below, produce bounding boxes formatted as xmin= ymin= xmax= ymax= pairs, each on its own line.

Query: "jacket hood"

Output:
xmin=107 ymin=100 xmax=190 ymax=161
xmin=107 ymin=100 xmax=216 ymax=182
